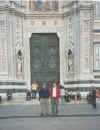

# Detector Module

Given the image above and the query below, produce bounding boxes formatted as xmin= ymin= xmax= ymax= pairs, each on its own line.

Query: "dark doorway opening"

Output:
xmin=30 ymin=33 xmax=60 ymax=87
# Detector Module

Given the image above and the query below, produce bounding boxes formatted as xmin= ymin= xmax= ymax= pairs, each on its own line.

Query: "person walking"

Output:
xmin=60 ymin=86 xmax=65 ymax=104
xmin=91 ymin=86 xmax=96 ymax=108
xmin=50 ymin=82 xmax=60 ymax=116
xmin=39 ymin=83 xmax=49 ymax=116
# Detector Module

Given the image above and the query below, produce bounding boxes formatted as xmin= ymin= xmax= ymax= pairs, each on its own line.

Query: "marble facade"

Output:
xmin=0 ymin=0 xmax=100 ymax=91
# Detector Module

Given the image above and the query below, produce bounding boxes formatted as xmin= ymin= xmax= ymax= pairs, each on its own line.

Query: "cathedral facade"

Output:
xmin=0 ymin=0 xmax=100 ymax=92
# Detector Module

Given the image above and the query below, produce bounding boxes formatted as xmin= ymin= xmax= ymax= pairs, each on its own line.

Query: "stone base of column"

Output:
xmin=0 ymin=80 xmax=27 ymax=90
xmin=64 ymin=72 xmax=100 ymax=89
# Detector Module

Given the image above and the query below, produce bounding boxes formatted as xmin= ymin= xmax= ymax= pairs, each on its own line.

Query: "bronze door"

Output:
xmin=30 ymin=33 xmax=60 ymax=87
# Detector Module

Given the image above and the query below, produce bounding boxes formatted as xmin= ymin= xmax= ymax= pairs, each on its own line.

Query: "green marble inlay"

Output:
xmin=94 ymin=75 xmax=100 ymax=79
xmin=0 ymin=82 xmax=26 ymax=86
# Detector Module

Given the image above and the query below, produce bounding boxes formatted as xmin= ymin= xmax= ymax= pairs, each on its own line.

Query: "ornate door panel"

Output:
xmin=30 ymin=34 xmax=60 ymax=87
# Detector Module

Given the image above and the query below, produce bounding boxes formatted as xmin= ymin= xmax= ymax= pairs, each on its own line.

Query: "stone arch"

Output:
xmin=24 ymin=25 xmax=66 ymax=87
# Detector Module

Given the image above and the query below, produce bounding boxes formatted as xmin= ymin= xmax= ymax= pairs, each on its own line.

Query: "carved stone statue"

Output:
xmin=68 ymin=49 xmax=74 ymax=72
xmin=17 ymin=50 xmax=23 ymax=74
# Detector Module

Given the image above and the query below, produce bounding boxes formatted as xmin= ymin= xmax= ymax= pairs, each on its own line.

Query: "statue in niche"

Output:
xmin=17 ymin=50 xmax=23 ymax=74
xmin=68 ymin=49 xmax=74 ymax=72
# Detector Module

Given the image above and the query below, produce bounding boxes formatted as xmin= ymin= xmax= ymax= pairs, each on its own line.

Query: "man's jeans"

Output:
xmin=32 ymin=90 xmax=36 ymax=99
xmin=61 ymin=95 xmax=64 ymax=104
xmin=51 ymin=98 xmax=58 ymax=116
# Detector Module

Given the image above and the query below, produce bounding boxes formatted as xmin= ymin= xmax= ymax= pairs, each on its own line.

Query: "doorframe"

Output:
xmin=29 ymin=33 xmax=60 ymax=86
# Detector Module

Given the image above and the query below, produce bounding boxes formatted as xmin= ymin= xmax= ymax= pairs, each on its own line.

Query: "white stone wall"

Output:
xmin=63 ymin=1 xmax=97 ymax=89
xmin=0 ymin=1 xmax=27 ymax=89
xmin=0 ymin=13 xmax=8 ymax=79
xmin=65 ymin=10 xmax=81 ymax=82
xmin=23 ymin=14 xmax=66 ymax=88
xmin=1 ymin=0 xmax=100 ymax=90
xmin=79 ymin=9 xmax=92 ymax=79
xmin=15 ymin=16 xmax=24 ymax=80
xmin=7 ymin=13 xmax=24 ymax=81
xmin=93 ymin=21 xmax=100 ymax=80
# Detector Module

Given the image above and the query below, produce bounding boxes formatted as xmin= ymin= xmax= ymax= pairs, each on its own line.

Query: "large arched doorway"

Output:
xmin=30 ymin=33 xmax=60 ymax=87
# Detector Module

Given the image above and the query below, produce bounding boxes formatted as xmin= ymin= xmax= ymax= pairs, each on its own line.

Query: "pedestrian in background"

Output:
xmin=26 ymin=89 xmax=31 ymax=101
xmin=7 ymin=90 xmax=12 ymax=100
xmin=50 ymin=82 xmax=60 ymax=116
xmin=31 ymin=81 xmax=38 ymax=99
xmin=91 ymin=86 xmax=96 ymax=108
xmin=39 ymin=83 xmax=49 ymax=116
xmin=60 ymin=86 xmax=65 ymax=104
xmin=76 ymin=90 xmax=81 ymax=102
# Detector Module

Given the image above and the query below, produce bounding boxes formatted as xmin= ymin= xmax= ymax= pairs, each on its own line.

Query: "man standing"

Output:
xmin=39 ymin=83 xmax=49 ymax=116
xmin=50 ymin=82 xmax=60 ymax=116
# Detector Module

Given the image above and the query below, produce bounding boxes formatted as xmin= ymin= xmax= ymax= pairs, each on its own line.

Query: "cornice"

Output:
xmin=63 ymin=5 xmax=80 ymax=17
xmin=63 ymin=1 xmax=94 ymax=17
xmin=80 ymin=2 xmax=94 ymax=10
xmin=0 ymin=2 xmax=10 ymax=12
xmin=8 ymin=7 xmax=25 ymax=17
xmin=24 ymin=11 xmax=64 ymax=19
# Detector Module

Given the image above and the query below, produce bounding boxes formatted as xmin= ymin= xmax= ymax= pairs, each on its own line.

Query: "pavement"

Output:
xmin=0 ymin=94 xmax=100 ymax=118
xmin=1 ymin=92 xmax=100 ymax=105
xmin=0 ymin=99 xmax=100 ymax=130
xmin=0 ymin=104 xmax=100 ymax=130
xmin=0 ymin=116 xmax=100 ymax=130
xmin=0 ymin=102 xmax=100 ymax=118
xmin=0 ymin=93 xmax=88 ymax=105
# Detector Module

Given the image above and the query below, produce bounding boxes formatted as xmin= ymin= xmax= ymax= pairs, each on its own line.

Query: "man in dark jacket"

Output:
xmin=39 ymin=83 xmax=49 ymax=116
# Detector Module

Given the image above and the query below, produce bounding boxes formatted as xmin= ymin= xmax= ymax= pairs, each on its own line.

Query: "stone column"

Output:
xmin=57 ymin=28 xmax=66 ymax=85
xmin=0 ymin=13 xmax=8 ymax=79
xmin=23 ymin=27 xmax=31 ymax=89
xmin=8 ymin=13 xmax=16 ymax=80
xmin=79 ymin=8 xmax=94 ymax=80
